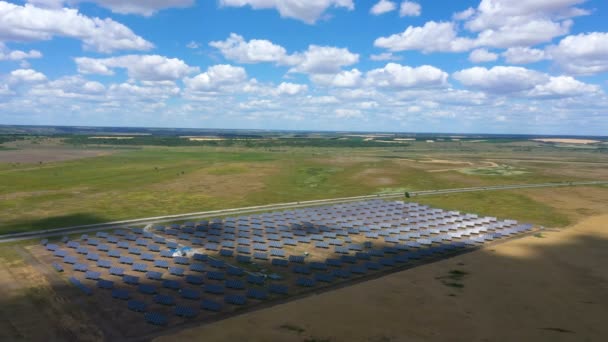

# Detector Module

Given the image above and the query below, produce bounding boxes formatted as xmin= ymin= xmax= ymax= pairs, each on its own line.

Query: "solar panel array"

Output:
xmin=44 ymin=199 xmax=533 ymax=327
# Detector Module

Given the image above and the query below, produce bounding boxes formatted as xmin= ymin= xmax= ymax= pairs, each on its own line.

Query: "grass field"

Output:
xmin=1 ymin=137 xmax=607 ymax=234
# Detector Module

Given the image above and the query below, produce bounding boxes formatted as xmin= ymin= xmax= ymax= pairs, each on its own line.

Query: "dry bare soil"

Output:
xmin=157 ymin=214 xmax=608 ymax=342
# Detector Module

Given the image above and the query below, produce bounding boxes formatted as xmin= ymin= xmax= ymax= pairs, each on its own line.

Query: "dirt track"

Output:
xmin=157 ymin=215 xmax=608 ymax=342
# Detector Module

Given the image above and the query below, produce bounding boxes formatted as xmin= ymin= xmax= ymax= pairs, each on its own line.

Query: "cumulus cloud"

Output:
xmin=288 ymin=45 xmax=359 ymax=74
xmin=75 ymin=55 xmax=199 ymax=81
xmin=374 ymin=21 xmax=474 ymax=53
xmin=546 ymin=32 xmax=608 ymax=75
xmin=275 ymin=82 xmax=308 ymax=96
xmin=335 ymin=108 xmax=362 ymax=118
xmin=0 ymin=2 xmax=153 ymax=53
xmin=184 ymin=64 xmax=248 ymax=92
xmin=28 ymin=0 xmax=194 ymax=16
xmin=399 ymin=1 xmax=421 ymax=17
xmin=468 ymin=48 xmax=498 ymax=63
xmin=366 ymin=63 xmax=448 ymax=89
xmin=370 ymin=0 xmax=396 ymax=15
xmin=502 ymin=47 xmax=546 ymax=64
xmin=219 ymin=0 xmax=354 ymax=24
xmin=311 ymin=69 xmax=362 ymax=87
xmin=453 ymin=66 xmax=549 ymax=94
xmin=209 ymin=33 xmax=288 ymax=64
xmin=528 ymin=76 xmax=599 ymax=98
xmin=0 ymin=44 xmax=42 ymax=61
xmin=8 ymin=69 xmax=47 ymax=83
xmin=370 ymin=52 xmax=401 ymax=61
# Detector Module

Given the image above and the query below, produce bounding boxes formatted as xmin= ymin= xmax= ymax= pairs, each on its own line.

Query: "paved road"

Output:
xmin=1 ymin=180 xmax=606 ymax=243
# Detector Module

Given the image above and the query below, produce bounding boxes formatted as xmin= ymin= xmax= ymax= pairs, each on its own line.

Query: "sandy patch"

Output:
xmin=158 ymin=214 xmax=608 ymax=342
xmin=88 ymin=136 xmax=134 ymax=140
xmin=533 ymin=138 xmax=600 ymax=144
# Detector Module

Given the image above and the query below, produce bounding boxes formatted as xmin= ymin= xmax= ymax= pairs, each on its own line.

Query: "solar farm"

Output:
xmin=33 ymin=199 xmax=534 ymax=336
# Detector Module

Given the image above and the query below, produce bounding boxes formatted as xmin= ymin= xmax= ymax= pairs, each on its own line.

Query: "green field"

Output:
xmin=1 ymin=135 xmax=607 ymax=234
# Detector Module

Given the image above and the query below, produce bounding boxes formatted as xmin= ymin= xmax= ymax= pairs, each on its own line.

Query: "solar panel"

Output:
xmin=168 ymin=267 xmax=185 ymax=276
xmin=128 ymin=299 xmax=147 ymax=312
xmin=119 ymin=256 xmax=134 ymax=265
xmin=117 ymin=241 xmax=129 ymax=249
xmin=166 ymin=241 xmax=179 ymax=248
xmin=204 ymin=284 xmax=225 ymax=294
xmin=108 ymin=250 xmax=121 ymax=258
xmin=325 ymin=258 xmax=342 ymax=267
xmin=144 ymin=312 xmax=168 ymax=326
xmin=111 ymin=288 xmax=130 ymax=300
xmin=132 ymin=263 xmax=147 ymax=272
xmin=138 ymin=284 xmax=157 ymax=295
xmin=340 ymin=255 xmax=357 ymax=264
xmin=314 ymin=273 xmax=334 ymax=283
xmin=146 ymin=271 xmax=163 ymax=280
xmin=207 ymin=272 xmax=225 ymax=281
xmin=309 ymin=262 xmax=328 ymax=271
xmin=97 ymin=279 xmax=114 ymax=289
xmin=162 ymin=279 xmax=181 ymax=290
xmin=219 ymin=249 xmax=234 ymax=257
xmin=246 ymin=288 xmax=268 ymax=300
xmin=174 ymin=256 xmax=190 ymax=265
xmin=296 ymin=277 xmax=316 ymax=287
xmin=253 ymin=252 xmax=268 ymax=260
xmin=209 ymin=259 xmax=226 ymax=269
xmin=293 ymin=265 xmax=311 ymax=275
xmin=192 ymin=253 xmax=208 ymax=261
xmin=85 ymin=270 xmax=101 ymax=280
xmin=86 ymin=253 xmax=100 ymax=261
xmin=52 ymin=262 xmax=64 ymax=272
xmin=154 ymin=260 xmax=169 ymax=268
xmin=63 ymin=255 xmax=77 ymax=264
xmin=236 ymin=255 xmax=251 ymax=264
xmin=186 ymin=275 xmax=204 ymax=285
xmin=225 ymin=279 xmax=245 ymax=289
xmin=247 ymin=274 xmax=265 ymax=285
xmin=154 ymin=294 xmax=176 ymax=306
xmin=288 ymin=255 xmax=305 ymax=264
xmin=175 ymin=305 xmax=198 ymax=318
xmin=268 ymin=284 xmax=289 ymax=295
xmin=271 ymin=258 xmax=289 ymax=267
xmin=180 ymin=288 xmax=201 ymax=300
xmin=160 ymin=250 xmax=173 ymax=258
xmin=227 ymin=266 xmax=245 ymax=276
xmin=236 ymin=246 xmax=251 ymax=254
xmin=224 ymin=294 xmax=247 ymax=306
xmin=54 ymin=249 xmax=68 ymax=257
xmin=109 ymin=267 xmax=125 ymax=276
xmin=201 ymin=299 xmax=222 ymax=312
xmin=123 ymin=275 xmax=139 ymax=285
xmin=128 ymin=247 xmax=141 ymax=255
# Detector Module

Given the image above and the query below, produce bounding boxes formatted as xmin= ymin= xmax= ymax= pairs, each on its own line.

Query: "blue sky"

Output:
xmin=0 ymin=0 xmax=607 ymax=134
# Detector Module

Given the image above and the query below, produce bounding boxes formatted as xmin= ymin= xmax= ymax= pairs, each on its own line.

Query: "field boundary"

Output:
xmin=2 ymin=180 xmax=607 ymax=243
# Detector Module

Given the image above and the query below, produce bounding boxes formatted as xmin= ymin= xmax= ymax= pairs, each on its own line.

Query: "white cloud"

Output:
xmin=311 ymin=69 xmax=362 ymax=87
xmin=473 ymin=18 xmax=573 ymax=49
xmin=8 ymin=68 xmax=47 ymax=83
xmin=453 ymin=7 xmax=475 ymax=21
xmin=184 ymin=64 xmax=248 ymax=92
xmin=370 ymin=0 xmax=396 ymax=16
xmin=27 ymin=0 xmax=194 ymax=16
xmin=399 ymin=1 xmax=420 ymax=17
xmin=546 ymin=32 xmax=608 ymax=75
xmin=0 ymin=2 xmax=153 ymax=53
xmin=453 ymin=66 xmax=548 ymax=94
xmin=186 ymin=41 xmax=200 ymax=49
xmin=468 ymin=48 xmax=498 ymax=63
xmin=219 ymin=0 xmax=355 ymax=24
xmin=75 ymin=55 xmax=199 ymax=81
xmin=0 ymin=44 xmax=42 ymax=61
xmin=370 ymin=52 xmax=401 ymax=61
xmin=209 ymin=33 xmax=288 ymax=64
xmin=275 ymin=82 xmax=308 ymax=96
xmin=366 ymin=63 xmax=448 ymax=89
xmin=528 ymin=76 xmax=599 ymax=98
xmin=288 ymin=45 xmax=359 ymax=74
xmin=335 ymin=108 xmax=362 ymax=118
xmin=502 ymin=47 xmax=546 ymax=64
xmin=374 ymin=21 xmax=474 ymax=53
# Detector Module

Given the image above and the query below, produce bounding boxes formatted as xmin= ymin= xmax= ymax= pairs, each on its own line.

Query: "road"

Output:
xmin=1 ymin=180 xmax=606 ymax=243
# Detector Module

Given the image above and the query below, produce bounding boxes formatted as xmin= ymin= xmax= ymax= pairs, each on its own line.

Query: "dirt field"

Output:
xmin=0 ymin=147 xmax=117 ymax=163
xmin=532 ymin=139 xmax=600 ymax=144
xmin=157 ymin=214 xmax=608 ymax=342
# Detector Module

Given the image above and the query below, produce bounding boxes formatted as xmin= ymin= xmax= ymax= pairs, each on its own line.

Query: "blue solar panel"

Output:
xmin=160 ymin=250 xmax=173 ymax=258
xmin=224 ymin=294 xmax=247 ymax=306
xmin=76 ymin=246 xmax=88 ymax=254
xmin=207 ymin=271 xmax=225 ymax=281
xmin=333 ymin=269 xmax=351 ymax=279
xmin=309 ymin=262 xmax=327 ymax=271
xmin=128 ymin=299 xmax=147 ymax=312
xmin=325 ymin=258 xmax=342 ymax=267
xmin=174 ymin=256 xmax=190 ymax=265
xmin=192 ymin=253 xmax=208 ymax=261
xmin=97 ymin=279 xmax=114 ymax=289
xmin=175 ymin=305 xmax=198 ymax=318
xmin=146 ymin=271 xmax=163 ymax=280
xmin=246 ymin=288 xmax=268 ymax=300
xmin=355 ymin=252 xmax=371 ymax=260
xmin=52 ymin=262 xmax=64 ymax=272
xmin=166 ymin=241 xmax=179 ymax=248
xmin=209 ymin=259 xmax=226 ymax=269
xmin=108 ymin=250 xmax=121 ymax=258
xmin=205 ymin=243 xmax=219 ymax=251
xmin=86 ymin=253 xmax=100 ymax=261
xmin=227 ymin=266 xmax=245 ymax=277
xmin=247 ymin=275 xmax=265 ymax=285
xmin=201 ymin=299 xmax=222 ymax=312
xmin=293 ymin=265 xmax=311 ymax=275
xmin=145 ymin=312 xmax=168 ymax=326
xmin=296 ymin=277 xmax=316 ymax=287
xmin=123 ymin=275 xmax=139 ymax=285
xmin=109 ymin=267 xmax=124 ymax=276
xmin=334 ymin=246 xmax=349 ymax=254
xmin=350 ymin=266 xmax=367 ymax=274
xmin=132 ymin=263 xmax=147 ymax=272
xmin=185 ymin=275 xmax=204 ymax=285
xmin=219 ymin=249 xmax=234 ymax=257
xmin=54 ymin=249 xmax=68 ymax=257
xmin=67 ymin=241 xmax=80 ymax=249
xmin=168 ymin=267 xmax=185 ymax=276
xmin=128 ymin=247 xmax=141 ymax=255
xmin=111 ymin=288 xmax=130 ymax=300
xmin=236 ymin=255 xmax=251 ymax=264
xmin=141 ymin=253 xmax=154 ymax=261
xmin=63 ymin=255 xmax=77 ymax=264
xmin=340 ymin=255 xmax=357 ymax=264
xmin=97 ymin=244 xmax=110 ymax=252
xmin=253 ymin=252 xmax=268 ymax=260
xmin=314 ymin=273 xmax=334 ymax=283
xmin=154 ymin=294 xmax=176 ymax=306
xmin=288 ymin=255 xmax=305 ymax=264
xmin=380 ymin=258 xmax=396 ymax=267
xmin=162 ymin=279 xmax=181 ymax=290
xmin=154 ymin=260 xmax=169 ymax=268
xmin=236 ymin=246 xmax=251 ymax=254
xmin=138 ymin=284 xmax=157 ymax=295
xmin=85 ymin=270 xmax=100 ymax=280
xmin=283 ymin=239 xmax=297 ymax=246
xmin=268 ymin=284 xmax=289 ymax=295
xmin=117 ymin=241 xmax=129 ymax=249
xmin=135 ymin=238 xmax=148 ymax=246
xmin=225 ymin=279 xmax=245 ymax=289
xmin=315 ymin=242 xmax=330 ymax=249
xmin=119 ymin=256 xmax=134 ymax=265
xmin=204 ymin=284 xmax=225 ymax=294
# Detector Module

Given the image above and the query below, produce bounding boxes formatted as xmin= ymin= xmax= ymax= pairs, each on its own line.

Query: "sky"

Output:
xmin=0 ymin=0 xmax=607 ymax=134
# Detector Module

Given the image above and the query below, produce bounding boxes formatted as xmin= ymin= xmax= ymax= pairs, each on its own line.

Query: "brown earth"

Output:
xmin=0 ymin=147 xmax=116 ymax=164
xmin=157 ymin=214 xmax=608 ymax=342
